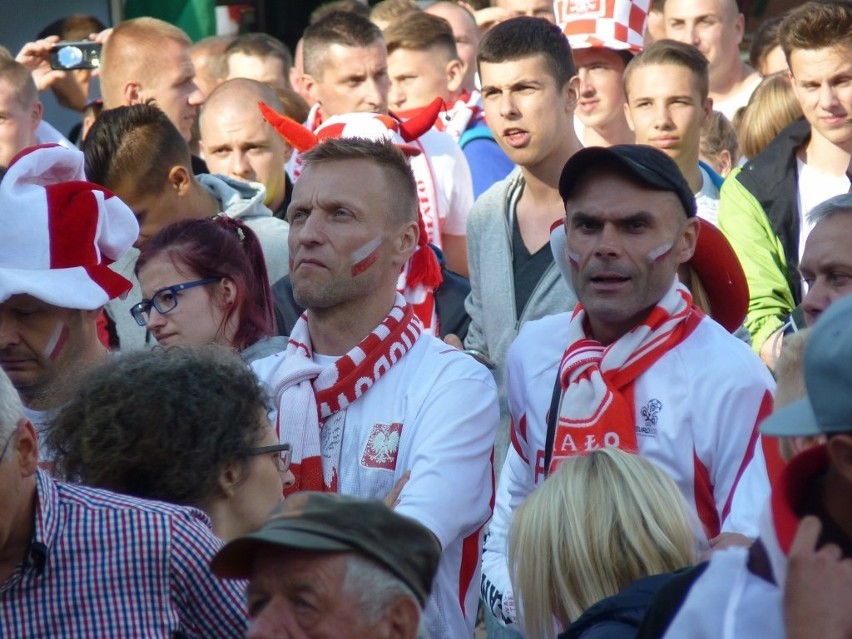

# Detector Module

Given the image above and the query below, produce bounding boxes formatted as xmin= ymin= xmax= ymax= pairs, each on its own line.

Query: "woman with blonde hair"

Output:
xmin=737 ymin=72 xmax=803 ymax=160
xmin=509 ymin=448 xmax=697 ymax=639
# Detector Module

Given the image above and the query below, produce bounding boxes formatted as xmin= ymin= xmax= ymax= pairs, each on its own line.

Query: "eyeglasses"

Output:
xmin=129 ymin=278 xmax=220 ymax=327
xmin=248 ymin=442 xmax=292 ymax=473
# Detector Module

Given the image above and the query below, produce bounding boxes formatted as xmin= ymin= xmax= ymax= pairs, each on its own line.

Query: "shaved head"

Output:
xmin=199 ymin=78 xmax=289 ymax=212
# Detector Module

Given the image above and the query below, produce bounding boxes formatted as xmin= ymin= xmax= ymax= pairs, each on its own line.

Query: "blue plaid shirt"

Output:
xmin=0 ymin=470 xmax=247 ymax=638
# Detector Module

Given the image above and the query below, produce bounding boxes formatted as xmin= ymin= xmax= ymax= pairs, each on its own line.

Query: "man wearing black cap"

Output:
xmin=481 ymin=144 xmax=775 ymax=631
xmin=212 ymin=492 xmax=441 ymax=639
xmin=659 ymin=294 xmax=852 ymax=639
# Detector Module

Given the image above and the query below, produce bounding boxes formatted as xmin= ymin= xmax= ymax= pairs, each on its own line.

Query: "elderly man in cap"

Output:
xmin=481 ymin=144 xmax=775 ymax=630
xmin=0 ymin=144 xmax=137 ymax=452
xmin=212 ymin=491 xmax=440 ymax=638
xmin=660 ymin=294 xmax=852 ymax=639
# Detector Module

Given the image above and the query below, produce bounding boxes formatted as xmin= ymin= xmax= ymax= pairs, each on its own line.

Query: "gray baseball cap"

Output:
xmin=761 ymin=295 xmax=852 ymax=437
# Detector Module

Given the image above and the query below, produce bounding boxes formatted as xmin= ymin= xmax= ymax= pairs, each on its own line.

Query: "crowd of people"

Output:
xmin=1 ymin=0 xmax=851 ymax=637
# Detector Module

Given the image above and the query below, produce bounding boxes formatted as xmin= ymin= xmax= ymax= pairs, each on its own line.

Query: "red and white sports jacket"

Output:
xmin=481 ymin=312 xmax=775 ymax=627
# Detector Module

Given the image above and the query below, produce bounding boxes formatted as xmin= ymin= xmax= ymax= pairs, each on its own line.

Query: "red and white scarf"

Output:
xmin=759 ymin=444 xmax=830 ymax=587
xmin=271 ymin=293 xmax=422 ymax=492
xmin=433 ymin=90 xmax=484 ymax=143
xmin=551 ymin=280 xmax=702 ymax=473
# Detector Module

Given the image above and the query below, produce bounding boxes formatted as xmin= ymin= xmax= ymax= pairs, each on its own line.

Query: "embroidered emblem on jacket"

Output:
xmin=361 ymin=422 xmax=403 ymax=470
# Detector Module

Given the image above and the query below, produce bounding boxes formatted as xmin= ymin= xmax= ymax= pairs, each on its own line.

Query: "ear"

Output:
xmin=124 ymin=81 xmax=143 ymax=106
xmin=734 ymin=12 xmax=745 ymax=44
xmin=702 ymin=96 xmax=713 ymax=121
xmin=827 ymin=435 xmax=852 ymax=484
xmin=282 ymin=142 xmax=294 ymax=165
xmin=624 ymin=101 xmax=636 ymax=132
xmin=217 ymin=461 xmax=244 ymax=498
xmin=302 ymin=73 xmax=321 ymax=106
xmin=167 ymin=165 xmax=192 ymax=197
xmin=374 ymin=596 xmax=421 ymax=639
xmin=718 ymin=149 xmax=732 ymax=176
xmin=30 ymin=100 xmax=43 ymax=131
xmin=676 ymin=216 xmax=700 ymax=264
xmin=445 ymin=59 xmax=464 ymax=95
xmin=219 ymin=277 xmax=238 ymax=306
xmin=394 ymin=220 xmax=419 ymax=266
xmin=563 ymin=75 xmax=580 ymax=113
xmin=14 ymin=419 xmax=39 ymax=478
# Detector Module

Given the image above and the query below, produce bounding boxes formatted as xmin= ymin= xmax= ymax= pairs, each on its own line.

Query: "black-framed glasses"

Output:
xmin=248 ymin=442 xmax=292 ymax=473
xmin=129 ymin=278 xmax=220 ymax=326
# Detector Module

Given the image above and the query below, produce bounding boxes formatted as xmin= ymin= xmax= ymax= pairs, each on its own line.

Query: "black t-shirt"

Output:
xmin=512 ymin=211 xmax=552 ymax=319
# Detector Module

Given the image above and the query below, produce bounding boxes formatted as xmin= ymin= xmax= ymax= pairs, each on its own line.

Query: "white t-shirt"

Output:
xmin=713 ymin=73 xmax=762 ymax=122
xmin=481 ymin=311 xmax=775 ymax=627
xmin=796 ymin=157 xmax=851 ymax=283
xmin=695 ymin=165 xmax=721 ymax=226
xmin=252 ymin=334 xmax=499 ymax=639
xmin=408 ymin=127 xmax=474 ymax=245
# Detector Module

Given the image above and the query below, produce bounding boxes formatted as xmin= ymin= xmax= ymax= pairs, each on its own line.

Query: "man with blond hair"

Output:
xmin=100 ymin=17 xmax=204 ymax=143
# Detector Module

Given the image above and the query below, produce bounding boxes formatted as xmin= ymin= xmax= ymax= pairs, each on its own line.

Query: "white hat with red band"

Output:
xmin=0 ymin=144 xmax=138 ymax=309
xmin=556 ymin=0 xmax=651 ymax=53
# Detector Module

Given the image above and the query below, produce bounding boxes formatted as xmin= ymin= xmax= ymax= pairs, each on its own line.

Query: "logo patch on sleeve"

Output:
xmin=361 ymin=422 xmax=403 ymax=470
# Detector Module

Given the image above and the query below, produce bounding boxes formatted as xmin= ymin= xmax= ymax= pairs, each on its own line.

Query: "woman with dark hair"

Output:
xmin=132 ymin=215 xmax=285 ymax=362
xmin=48 ymin=346 xmax=294 ymax=541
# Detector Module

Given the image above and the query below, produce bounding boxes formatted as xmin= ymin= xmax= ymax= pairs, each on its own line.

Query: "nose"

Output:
xmin=145 ymin=306 xmax=168 ymax=332
xmin=230 ymin=151 xmax=252 ymax=180
xmin=498 ymin=91 xmax=518 ymax=119
xmin=802 ymin=279 xmax=827 ymax=327
xmin=364 ymin=76 xmax=389 ymax=113
xmin=817 ymin=83 xmax=838 ymax=111
xmin=188 ymin=81 xmax=205 ymax=107
xmin=653 ymin=103 xmax=673 ymax=129
xmin=281 ymin=468 xmax=296 ymax=489
xmin=594 ymin=224 xmax=622 ymax=259
xmin=0 ymin=314 xmax=20 ymax=349
xmin=578 ymin=69 xmax=595 ymax=97
xmin=388 ymin=80 xmax=405 ymax=109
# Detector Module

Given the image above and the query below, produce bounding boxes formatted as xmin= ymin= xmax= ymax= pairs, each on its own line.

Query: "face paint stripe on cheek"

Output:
xmin=43 ymin=323 xmax=70 ymax=362
xmin=350 ymin=236 xmax=383 ymax=276
xmin=566 ymin=248 xmax=581 ymax=266
xmin=647 ymin=241 xmax=674 ymax=263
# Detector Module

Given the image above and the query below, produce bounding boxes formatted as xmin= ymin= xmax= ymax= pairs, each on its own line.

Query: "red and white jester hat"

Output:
xmin=0 ymin=144 xmax=137 ymax=309
xmin=556 ymin=0 xmax=651 ymax=53
xmin=259 ymin=100 xmax=444 ymax=291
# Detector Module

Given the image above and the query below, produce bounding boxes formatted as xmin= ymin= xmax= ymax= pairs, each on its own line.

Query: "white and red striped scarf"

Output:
xmin=433 ymin=90 xmax=484 ymax=143
xmin=759 ymin=444 xmax=830 ymax=587
xmin=271 ymin=293 xmax=422 ymax=493
xmin=550 ymin=280 xmax=702 ymax=473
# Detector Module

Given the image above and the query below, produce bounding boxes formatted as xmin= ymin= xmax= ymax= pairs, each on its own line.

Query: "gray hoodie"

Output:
xmin=464 ymin=168 xmax=577 ymax=474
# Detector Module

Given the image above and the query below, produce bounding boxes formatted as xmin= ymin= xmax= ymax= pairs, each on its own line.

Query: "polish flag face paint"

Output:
xmin=566 ymin=248 xmax=581 ymax=267
xmin=350 ymin=236 xmax=383 ymax=276
xmin=43 ymin=323 xmax=70 ymax=362
xmin=646 ymin=241 xmax=674 ymax=263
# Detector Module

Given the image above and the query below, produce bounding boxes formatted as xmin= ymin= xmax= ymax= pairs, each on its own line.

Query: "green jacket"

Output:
xmin=718 ymin=170 xmax=796 ymax=353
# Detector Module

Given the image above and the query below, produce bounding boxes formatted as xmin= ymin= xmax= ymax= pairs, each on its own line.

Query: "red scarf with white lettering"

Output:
xmin=271 ymin=294 xmax=422 ymax=492
xmin=551 ymin=280 xmax=702 ymax=472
